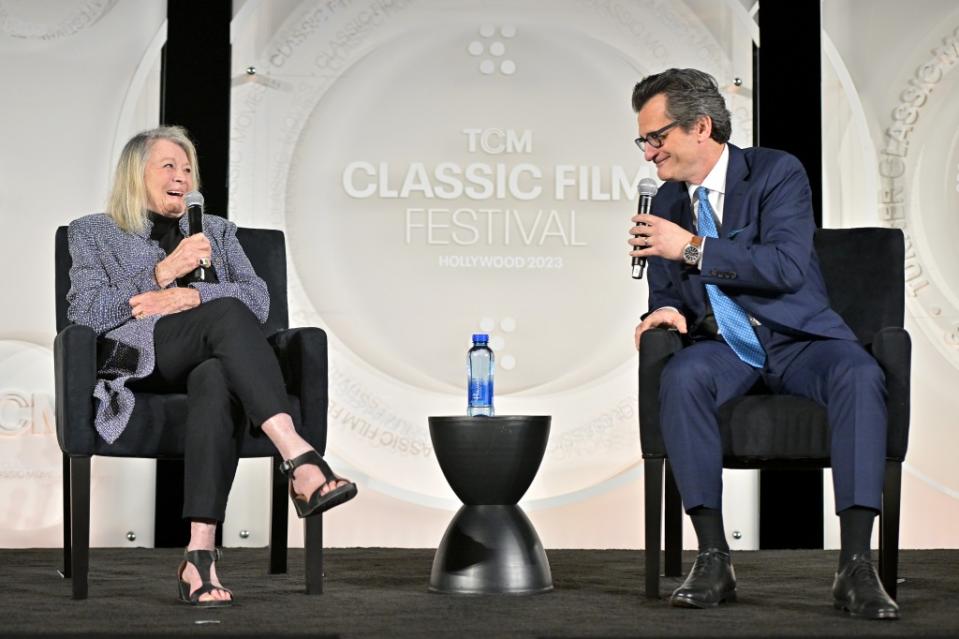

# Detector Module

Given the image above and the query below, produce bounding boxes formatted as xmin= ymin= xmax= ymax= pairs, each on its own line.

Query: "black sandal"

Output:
xmin=279 ymin=450 xmax=358 ymax=518
xmin=177 ymin=549 xmax=234 ymax=608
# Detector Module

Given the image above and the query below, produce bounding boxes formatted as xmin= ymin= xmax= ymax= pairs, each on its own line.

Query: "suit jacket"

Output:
xmin=646 ymin=144 xmax=856 ymax=342
xmin=66 ymin=212 xmax=269 ymax=443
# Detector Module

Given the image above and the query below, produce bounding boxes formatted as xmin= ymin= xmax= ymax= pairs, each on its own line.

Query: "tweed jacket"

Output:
xmin=66 ymin=212 xmax=270 ymax=444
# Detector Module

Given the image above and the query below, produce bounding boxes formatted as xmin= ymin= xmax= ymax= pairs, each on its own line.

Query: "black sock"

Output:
xmin=838 ymin=506 xmax=877 ymax=569
xmin=688 ymin=506 xmax=729 ymax=552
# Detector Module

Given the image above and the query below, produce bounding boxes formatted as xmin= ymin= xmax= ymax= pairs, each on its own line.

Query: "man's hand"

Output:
xmin=628 ymin=213 xmax=692 ymax=262
xmin=634 ymin=308 xmax=687 ymax=349
xmin=130 ymin=288 xmax=201 ymax=319
xmin=154 ymin=234 xmax=212 ymax=287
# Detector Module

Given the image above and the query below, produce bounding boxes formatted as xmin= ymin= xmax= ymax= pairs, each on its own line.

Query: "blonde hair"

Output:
xmin=106 ymin=125 xmax=201 ymax=234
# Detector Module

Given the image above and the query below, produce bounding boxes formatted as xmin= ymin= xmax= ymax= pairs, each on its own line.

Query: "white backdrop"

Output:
xmin=0 ymin=0 xmax=956 ymax=550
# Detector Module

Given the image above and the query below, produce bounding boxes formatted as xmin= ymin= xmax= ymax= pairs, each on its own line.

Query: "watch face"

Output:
xmin=683 ymin=244 xmax=700 ymax=265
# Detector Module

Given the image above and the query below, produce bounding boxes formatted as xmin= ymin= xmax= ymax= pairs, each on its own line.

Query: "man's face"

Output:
xmin=637 ymin=93 xmax=705 ymax=183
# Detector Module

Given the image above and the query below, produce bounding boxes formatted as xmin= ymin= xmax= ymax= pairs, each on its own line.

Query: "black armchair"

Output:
xmin=54 ymin=225 xmax=329 ymax=599
xmin=638 ymin=227 xmax=911 ymax=600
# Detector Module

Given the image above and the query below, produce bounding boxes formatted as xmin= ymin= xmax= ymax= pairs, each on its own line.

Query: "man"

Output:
xmin=628 ymin=68 xmax=899 ymax=620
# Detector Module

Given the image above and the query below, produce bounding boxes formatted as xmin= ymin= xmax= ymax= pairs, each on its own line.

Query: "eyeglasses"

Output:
xmin=635 ymin=121 xmax=679 ymax=151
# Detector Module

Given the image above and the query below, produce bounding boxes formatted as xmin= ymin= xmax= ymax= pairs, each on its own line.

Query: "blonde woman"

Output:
xmin=66 ymin=126 xmax=356 ymax=607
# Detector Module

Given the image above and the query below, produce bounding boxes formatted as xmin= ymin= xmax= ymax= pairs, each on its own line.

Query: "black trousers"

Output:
xmin=130 ymin=297 xmax=290 ymax=521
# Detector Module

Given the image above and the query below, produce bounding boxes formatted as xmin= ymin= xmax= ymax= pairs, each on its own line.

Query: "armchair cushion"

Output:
xmin=718 ymin=395 xmax=828 ymax=461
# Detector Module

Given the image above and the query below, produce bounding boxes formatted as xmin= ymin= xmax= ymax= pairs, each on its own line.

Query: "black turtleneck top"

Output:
xmin=148 ymin=211 xmax=182 ymax=254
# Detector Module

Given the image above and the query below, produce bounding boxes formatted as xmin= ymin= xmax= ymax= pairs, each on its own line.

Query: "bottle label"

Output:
xmin=468 ymin=379 xmax=493 ymax=406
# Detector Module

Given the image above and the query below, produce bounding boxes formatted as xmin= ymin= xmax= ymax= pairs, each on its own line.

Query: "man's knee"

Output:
xmin=831 ymin=348 xmax=885 ymax=394
xmin=660 ymin=351 xmax=715 ymax=398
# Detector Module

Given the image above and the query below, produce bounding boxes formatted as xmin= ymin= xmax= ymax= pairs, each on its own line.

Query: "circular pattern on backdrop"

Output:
xmin=231 ymin=0 xmax=751 ymax=505
xmin=0 ymin=0 xmax=116 ymax=40
xmin=876 ymin=25 xmax=959 ymax=370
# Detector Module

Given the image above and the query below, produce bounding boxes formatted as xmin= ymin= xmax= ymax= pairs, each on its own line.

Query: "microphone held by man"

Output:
xmin=631 ymin=178 xmax=659 ymax=279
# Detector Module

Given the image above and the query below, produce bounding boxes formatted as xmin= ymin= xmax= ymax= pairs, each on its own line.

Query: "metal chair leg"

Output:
xmin=70 ymin=456 xmax=91 ymax=600
xmin=644 ymin=458 xmax=664 ymax=598
xmin=879 ymin=460 xmax=902 ymax=600
xmin=664 ymin=460 xmax=683 ymax=577
xmin=269 ymin=456 xmax=288 ymax=574
xmin=304 ymin=514 xmax=324 ymax=594
xmin=61 ymin=452 xmax=72 ymax=579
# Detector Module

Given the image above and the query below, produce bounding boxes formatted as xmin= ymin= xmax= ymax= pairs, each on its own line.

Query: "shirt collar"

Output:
xmin=686 ymin=144 xmax=729 ymax=201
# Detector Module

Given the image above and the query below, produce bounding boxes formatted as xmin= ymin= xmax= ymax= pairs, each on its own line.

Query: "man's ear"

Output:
xmin=698 ymin=115 xmax=713 ymax=141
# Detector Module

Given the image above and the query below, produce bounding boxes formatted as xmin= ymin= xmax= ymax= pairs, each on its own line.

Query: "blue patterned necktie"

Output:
xmin=695 ymin=187 xmax=766 ymax=368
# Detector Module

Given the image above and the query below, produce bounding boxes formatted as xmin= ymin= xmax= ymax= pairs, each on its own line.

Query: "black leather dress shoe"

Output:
xmin=670 ymin=548 xmax=736 ymax=608
xmin=832 ymin=554 xmax=900 ymax=620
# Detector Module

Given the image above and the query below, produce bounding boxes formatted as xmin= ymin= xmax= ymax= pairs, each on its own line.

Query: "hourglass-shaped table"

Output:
xmin=427 ymin=415 xmax=552 ymax=594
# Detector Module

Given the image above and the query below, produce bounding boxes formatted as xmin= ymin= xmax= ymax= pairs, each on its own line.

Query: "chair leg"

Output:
xmin=70 ymin=456 xmax=91 ymax=600
xmin=269 ymin=456 xmax=288 ymax=575
xmin=61 ymin=452 xmax=72 ymax=579
xmin=644 ymin=458 xmax=664 ymax=599
xmin=304 ymin=514 xmax=324 ymax=594
xmin=879 ymin=460 xmax=902 ymax=600
xmin=664 ymin=460 xmax=683 ymax=577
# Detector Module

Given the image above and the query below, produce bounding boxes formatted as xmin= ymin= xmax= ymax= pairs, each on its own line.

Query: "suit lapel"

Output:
xmin=720 ymin=144 xmax=750 ymax=238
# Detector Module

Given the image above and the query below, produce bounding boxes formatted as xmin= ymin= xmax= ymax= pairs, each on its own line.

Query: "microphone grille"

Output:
xmin=638 ymin=178 xmax=659 ymax=197
xmin=184 ymin=191 xmax=205 ymax=209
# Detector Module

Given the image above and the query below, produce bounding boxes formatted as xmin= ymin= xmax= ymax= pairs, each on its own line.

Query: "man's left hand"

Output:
xmin=628 ymin=213 xmax=692 ymax=262
xmin=129 ymin=288 xmax=201 ymax=319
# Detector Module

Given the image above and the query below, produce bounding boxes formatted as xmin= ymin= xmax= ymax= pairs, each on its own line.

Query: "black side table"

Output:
xmin=427 ymin=415 xmax=552 ymax=594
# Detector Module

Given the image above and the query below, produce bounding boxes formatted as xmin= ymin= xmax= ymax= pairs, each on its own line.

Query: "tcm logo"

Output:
xmin=0 ymin=392 xmax=55 ymax=436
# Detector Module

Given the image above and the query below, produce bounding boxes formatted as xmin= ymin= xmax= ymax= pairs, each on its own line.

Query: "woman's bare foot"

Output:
xmin=179 ymin=553 xmax=232 ymax=603
xmin=289 ymin=452 xmax=351 ymax=502
xmin=180 ymin=521 xmax=232 ymax=604
xmin=260 ymin=413 xmax=352 ymax=502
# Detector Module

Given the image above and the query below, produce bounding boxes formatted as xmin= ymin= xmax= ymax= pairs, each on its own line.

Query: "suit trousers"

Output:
xmin=130 ymin=297 xmax=290 ymax=521
xmin=658 ymin=327 xmax=887 ymax=514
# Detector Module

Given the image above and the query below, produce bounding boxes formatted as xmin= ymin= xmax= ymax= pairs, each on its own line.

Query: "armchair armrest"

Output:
xmin=638 ymin=328 xmax=684 ymax=458
xmin=268 ymin=327 xmax=329 ymax=453
xmin=54 ymin=324 xmax=97 ymax=455
xmin=869 ymin=327 xmax=911 ymax=461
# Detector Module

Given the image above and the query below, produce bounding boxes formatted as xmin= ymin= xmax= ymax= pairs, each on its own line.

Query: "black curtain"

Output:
xmin=155 ymin=0 xmax=232 ymax=548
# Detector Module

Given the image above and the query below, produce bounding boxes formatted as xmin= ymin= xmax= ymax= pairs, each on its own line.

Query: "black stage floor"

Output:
xmin=3 ymin=548 xmax=957 ymax=638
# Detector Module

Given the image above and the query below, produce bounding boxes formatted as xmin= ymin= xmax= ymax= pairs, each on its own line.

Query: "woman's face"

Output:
xmin=144 ymin=138 xmax=194 ymax=216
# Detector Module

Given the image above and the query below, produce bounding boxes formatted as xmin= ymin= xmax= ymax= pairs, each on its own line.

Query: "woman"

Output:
xmin=66 ymin=125 xmax=356 ymax=607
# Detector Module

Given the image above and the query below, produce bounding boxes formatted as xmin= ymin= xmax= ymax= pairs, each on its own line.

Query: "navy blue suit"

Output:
xmin=647 ymin=145 xmax=887 ymax=513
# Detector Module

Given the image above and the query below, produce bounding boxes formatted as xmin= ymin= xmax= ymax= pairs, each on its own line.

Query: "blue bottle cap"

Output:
xmin=472 ymin=333 xmax=489 ymax=343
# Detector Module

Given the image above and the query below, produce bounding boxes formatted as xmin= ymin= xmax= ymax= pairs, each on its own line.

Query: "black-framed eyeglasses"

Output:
xmin=635 ymin=121 xmax=679 ymax=151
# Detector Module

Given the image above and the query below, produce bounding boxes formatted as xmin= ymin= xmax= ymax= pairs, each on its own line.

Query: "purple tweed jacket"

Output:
xmin=66 ymin=212 xmax=270 ymax=444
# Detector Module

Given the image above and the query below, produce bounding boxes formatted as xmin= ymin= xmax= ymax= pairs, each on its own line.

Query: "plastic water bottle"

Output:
xmin=467 ymin=333 xmax=495 ymax=416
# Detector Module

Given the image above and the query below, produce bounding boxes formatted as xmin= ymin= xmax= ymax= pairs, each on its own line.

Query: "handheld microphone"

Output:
xmin=631 ymin=178 xmax=659 ymax=279
xmin=181 ymin=191 xmax=208 ymax=284
xmin=185 ymin=191 xmax=204 ymax=236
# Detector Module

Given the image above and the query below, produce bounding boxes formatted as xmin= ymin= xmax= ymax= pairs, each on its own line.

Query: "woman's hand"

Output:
xmin=129 ymin=288 xmax=200 ymax=319
xmin=154 ymin=234 xmax=212 ymax=287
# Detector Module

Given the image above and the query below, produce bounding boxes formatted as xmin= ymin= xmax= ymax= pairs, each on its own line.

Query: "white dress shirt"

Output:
xmin=651 ymin=144 xmax=759 ymax=329
xmin=687 ymin=143 xmax=729 ymax=264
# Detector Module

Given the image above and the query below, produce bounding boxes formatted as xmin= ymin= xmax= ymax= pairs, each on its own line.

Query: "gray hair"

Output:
xmin=631 ymin=68 xmax=732 ymax=144
xmin=106 ymin=125 xmax=200 ymax=234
